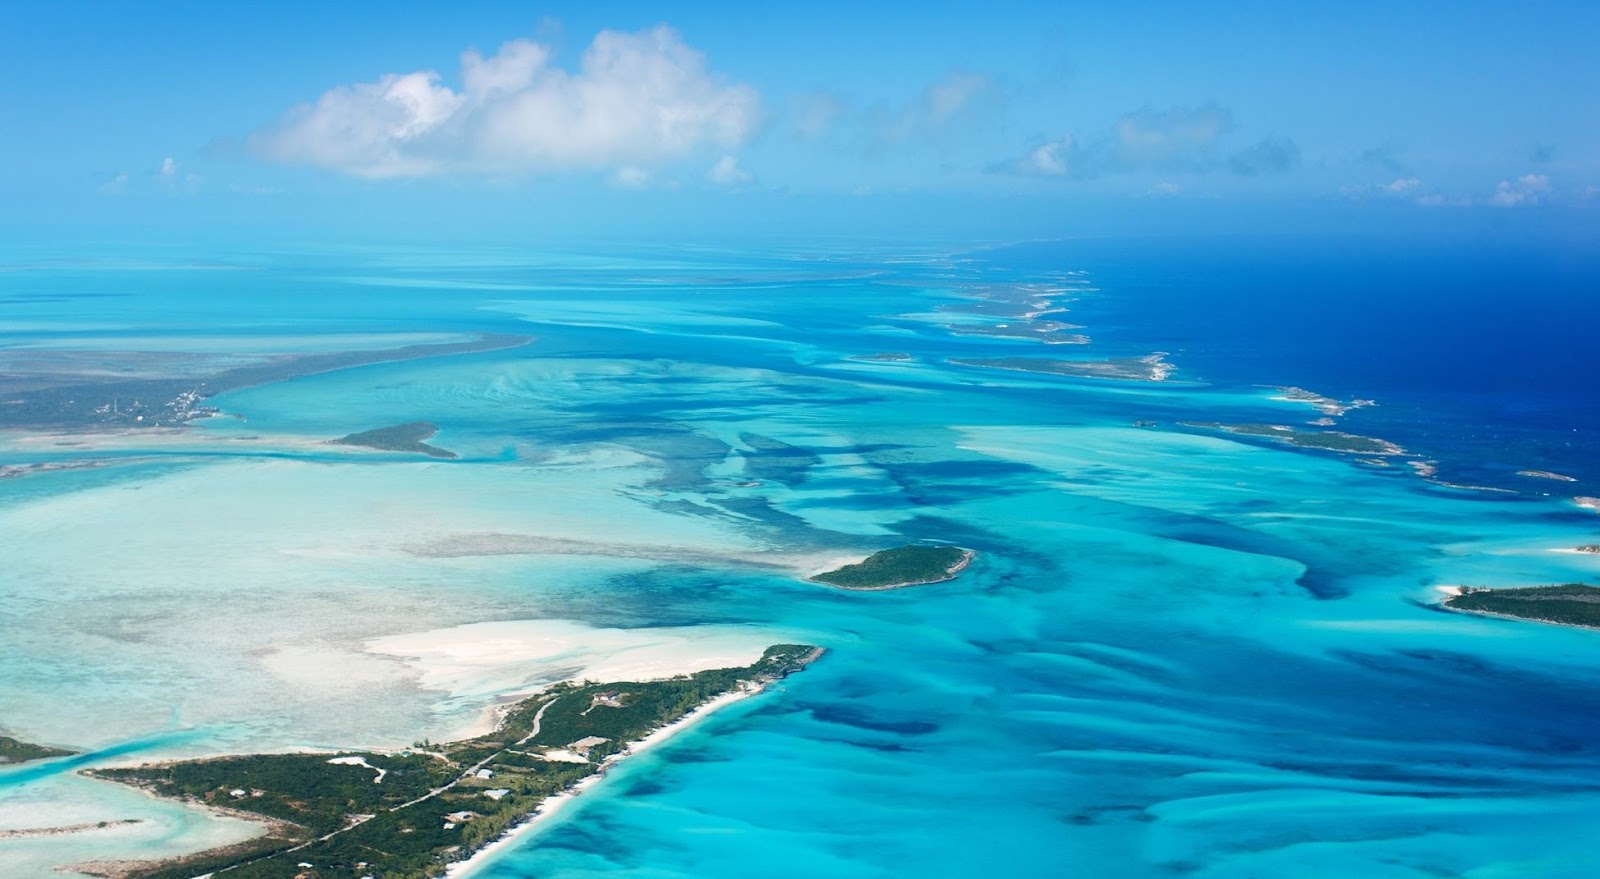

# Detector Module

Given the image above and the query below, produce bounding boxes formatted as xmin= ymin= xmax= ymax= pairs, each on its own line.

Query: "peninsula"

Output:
xmin=1439 ymin=584 xmax=1600 ymax=629
xmin=0 ymin=735 xmax=75 ymax=765
xmin=81 ymin=645 xmax=820 ymax=879
xmin=811 ymin=545 xmax=974 ymax=590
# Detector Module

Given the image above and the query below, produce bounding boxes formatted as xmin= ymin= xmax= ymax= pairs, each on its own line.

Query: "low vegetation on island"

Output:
xmin=84 ymin=645 xmax=821 ymax=879
xmin=811 ymin=545 xmax=974 ymax=590
xmin=332 ymin=422 xmax=457 ymax=459
xmin=0 ymin=735 xmax=75 ymax=765
xmin=1180 ymin=421 xmax=1404 ymax=455
xmin=949 ymin=354 xmax=1172 ymax=382
xmin=1442 ymin=584 xmax=1600 ymax=628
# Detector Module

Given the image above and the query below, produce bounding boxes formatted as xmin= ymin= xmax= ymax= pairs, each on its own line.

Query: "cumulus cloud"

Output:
xmin=992 ymin=105 xmax=1297 ymax=180
xmin=999 ymin=135 xmax=1077 ymax=177
xmin=160 ymin=157 xmax=179 ymax=178
xmin=1487 ymin=173 xmax=1550 ymax=206
xmin=706 ymin=154 xmax=753 ymax=186
xmin=250 ymin=25 xmax=759 ymax=178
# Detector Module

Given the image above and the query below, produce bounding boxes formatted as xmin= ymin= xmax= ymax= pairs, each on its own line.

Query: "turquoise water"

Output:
xmin=2 ymin=240 xmax=1598 ymax=877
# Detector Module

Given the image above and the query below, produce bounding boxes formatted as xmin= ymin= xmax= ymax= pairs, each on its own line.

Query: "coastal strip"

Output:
xmin=80 ymin=645 xmax=821 ymax=879
xmin=445 ymin=676 xmax=801 ymax=878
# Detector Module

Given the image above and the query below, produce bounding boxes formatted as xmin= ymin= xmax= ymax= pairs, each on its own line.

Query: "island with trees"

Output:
xmin=332 ymin=422 xmax=457 ymax=459
xmin=1441 ymin=584 xmax=1600 ymax=628
xmin=78 ymin=645 xmax=821 ymax=879
xmin=810 ymin=545 xmax=974 ymax=590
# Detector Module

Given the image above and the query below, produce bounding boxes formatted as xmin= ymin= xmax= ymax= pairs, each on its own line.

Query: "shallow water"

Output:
xmin=1 ymin=239 xmax=1597 ymax=878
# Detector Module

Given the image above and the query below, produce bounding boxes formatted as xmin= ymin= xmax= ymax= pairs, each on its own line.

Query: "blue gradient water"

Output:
xmin=2 ymin=238 xmax=1598 ymax=878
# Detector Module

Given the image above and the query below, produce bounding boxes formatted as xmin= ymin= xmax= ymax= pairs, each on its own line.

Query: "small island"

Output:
xmin=80 ymin=645 xmax=821 ymax=879
xmin=1576 ymin=545 xmax=1600 ymax=554
xmin=0 ymin=735 xmax=75 ymax=765
xmin=332 ymin=422 xmax=457 ymax=459
xmin=1268 ymin=386 xmax=1375 ymax=418
xmin=810 ymin=545 xmax=974 ymax=590
xmin=847 ymin=352 xmax=913 ymax=362
xmin=1517 ymin=469 xmax=1577 ymax=482
xmin=1181 ymin=421 xmax=1404 ymax=456
xmin=950 ymin=354 xmax=1172 ymax=382
xmin=1439 ymin=584 xmax=1600 ymax=629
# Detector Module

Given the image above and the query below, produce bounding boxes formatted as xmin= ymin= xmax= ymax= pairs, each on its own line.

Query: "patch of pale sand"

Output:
xmin=0 ymin=775 xmax=265 ymax=879
xmin=366 ymin=619 xmax=785 ymax=738
xmin=531 ymin=749 xmax=589 ymax=764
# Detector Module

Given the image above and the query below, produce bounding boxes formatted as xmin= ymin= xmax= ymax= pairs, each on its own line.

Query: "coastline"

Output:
xmin=444 ymin=661 xmax=811 ymax=878
xmin=1432 ymin=585 xmax=1600 ymax=632
xmin=74 ymin=646 xmax=823 ymax=879
xmin=817 ymin=550 xmax=976 ymax=592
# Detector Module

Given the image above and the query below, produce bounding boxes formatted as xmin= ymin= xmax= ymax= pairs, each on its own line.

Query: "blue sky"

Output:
xmin=3 ymin=1 xmax=1596 ymax=243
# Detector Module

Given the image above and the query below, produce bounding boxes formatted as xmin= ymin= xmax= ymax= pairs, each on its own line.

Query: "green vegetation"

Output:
xmin=949 ymin=354 xmax=1171 ymax=382
xmin=1180 ymin=421 xmax=1404 ymax=455
xmin=332 ymin=422 xmax=457 ymax=458
xmin=1445 ymin=584 xmax=1600 ymax=628
xmin=0 ymin=735 xmax=74 ymax=765
xmin=811 ymin=545 xmax=973 ymax=590
xmin=1576 ymin=545 xmax=1600 ymax=554
xmin=88 ymin=644 xmax=820 ymax=879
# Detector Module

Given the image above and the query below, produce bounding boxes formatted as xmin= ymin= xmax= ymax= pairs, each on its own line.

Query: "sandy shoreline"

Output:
xmin=1431 ymin=585 xmax=1600 ymax=631
xmin=816 ymin=549 xmax=976 ymax=592
xmin=444 ymin=683 xmax=774 ymax=878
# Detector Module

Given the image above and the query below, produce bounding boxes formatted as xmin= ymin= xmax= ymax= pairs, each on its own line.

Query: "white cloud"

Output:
xmin=869 ymin=71 xmax=997 ymax=142
xmin=98 ymin=171 xmax=128 ymax=195
xmin=1008 ymin=136 xmax=1074 ymax=176
xmin=790 ymin=90 xmax=847 ymax=139
xmin=707 ymin=154 xmax=753 ymax=186
xmin=1339 ymin=177 xmax=1424 ymax=200
xmin=1111 ymin=105 xmax=1231 ymax=169
xmin=610 ymin=166 xmax=652 ymax=188
xmin=160 ymin=157 xmax=178 ymax=178
xmin=1487 ymin=173 xmax=1550 ymax=207
xmin=923 ymin=72 xmax=990 ymax=125
xmin=250 ymin=25 xmax=759 ymax=179
xmin=1149 ymin=181 xmax=1182 ymax=196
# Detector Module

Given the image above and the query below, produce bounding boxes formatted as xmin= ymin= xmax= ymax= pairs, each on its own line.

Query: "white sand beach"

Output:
xmin=444 ymin=683 xmax=768 ymax=878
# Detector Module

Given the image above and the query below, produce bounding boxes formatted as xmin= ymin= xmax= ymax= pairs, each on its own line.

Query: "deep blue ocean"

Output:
xmin=2 ymin=236 xmax=1598 ymax=879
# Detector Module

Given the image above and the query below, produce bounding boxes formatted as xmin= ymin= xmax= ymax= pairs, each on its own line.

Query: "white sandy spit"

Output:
xmin=366 ymin=619 xmax=785 ymax=739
